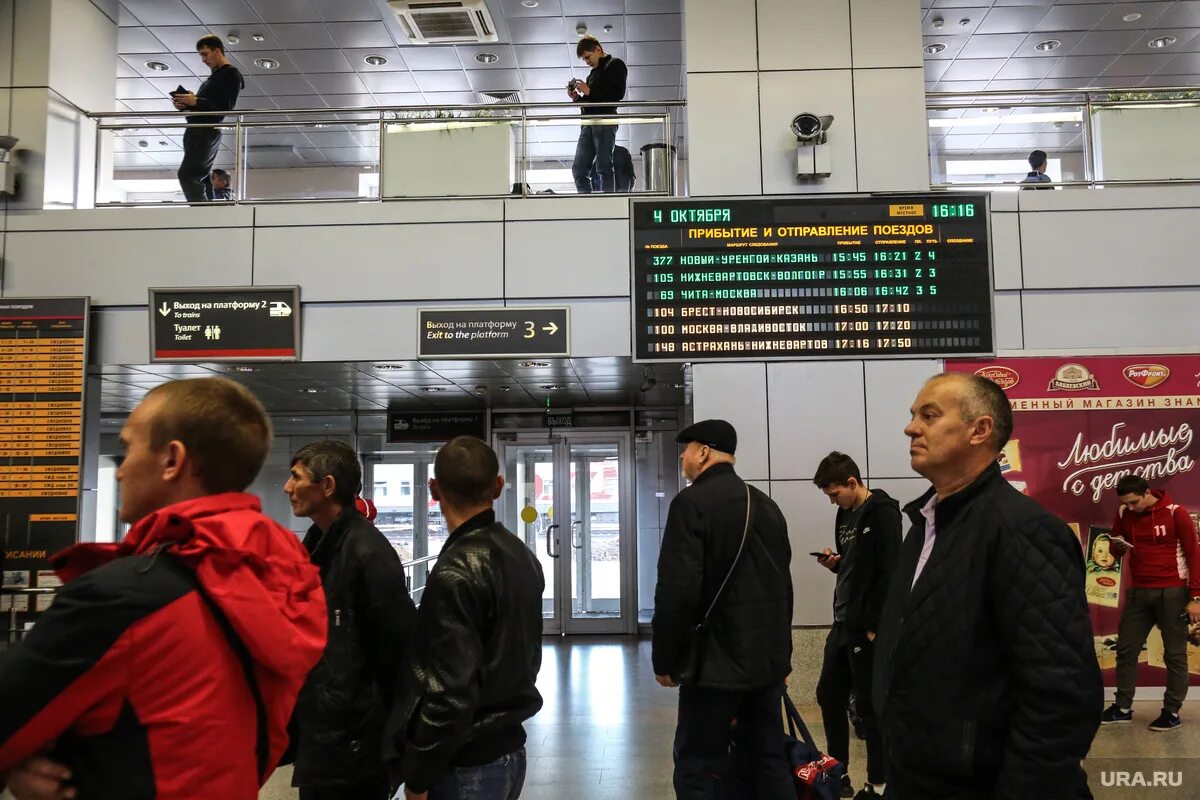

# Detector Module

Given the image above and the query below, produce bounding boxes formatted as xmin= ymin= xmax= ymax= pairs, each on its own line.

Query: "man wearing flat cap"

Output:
xmin=652 ymin=419 xmax=795 ymax=799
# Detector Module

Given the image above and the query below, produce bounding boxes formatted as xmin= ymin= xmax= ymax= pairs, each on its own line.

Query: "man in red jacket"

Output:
xmin=0 ymin=377 xmax=327 ymax=798
xmin=1101 ymin=474 xmax=1200 ymax=731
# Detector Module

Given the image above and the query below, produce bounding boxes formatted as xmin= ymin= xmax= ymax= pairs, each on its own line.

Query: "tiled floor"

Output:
xmin=262 ymin=636 xmax=1200 ymax=799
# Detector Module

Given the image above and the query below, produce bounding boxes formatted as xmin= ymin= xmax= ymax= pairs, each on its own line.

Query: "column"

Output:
xmin=0 ymin=0 xmax=118 ymax=210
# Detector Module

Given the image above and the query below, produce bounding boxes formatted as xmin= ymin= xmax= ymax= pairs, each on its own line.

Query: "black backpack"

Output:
xmin=613 ymin=145 xmax=635 ymax=192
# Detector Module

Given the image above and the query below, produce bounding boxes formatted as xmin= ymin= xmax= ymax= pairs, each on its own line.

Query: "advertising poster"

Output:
xmin=947 ymin=355 xmax=1200 ymax=689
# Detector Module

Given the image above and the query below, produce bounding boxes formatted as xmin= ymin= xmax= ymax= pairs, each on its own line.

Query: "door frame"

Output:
xmin=496 ymin=430 xmax=637 ymax=636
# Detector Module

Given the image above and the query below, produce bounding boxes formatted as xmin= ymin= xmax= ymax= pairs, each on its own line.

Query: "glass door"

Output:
xmin=499 ymin=432 xmax=634 ymax=635
xmin=363 ymin=454 xmax=445 ymax=601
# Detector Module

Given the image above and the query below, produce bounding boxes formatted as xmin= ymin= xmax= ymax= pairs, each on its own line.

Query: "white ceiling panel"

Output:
xmin=625 ymin=40 xmax=682 ymax=65
xmin=499 ymin=0 xmax=565 ymax=16
xmin=267 ymin=23 xmax=338 ymax=49
xmin=121 ymin=0 xmax=200 ymax=26
xmin=286 ymin=49 xmax=354 ymax=72
xmin=306 ymin=72 xmax=370 ymax=94
xmin=977 ymin=6 xmax=1050 ymax=34
xmin=457 ymin=45 xmax=519 ymax=69
xmin=959 ymin=32 xmax=1028 ymax=57
xmin=413 ymin=70 xmax=473 ymax=92
xmin=309 ymin=0 xmax=381 ymax=23
xmin=328 ymin=21 xmax=397 ymax=49
xmin=120 ymin=53 xmax=192 ymax=77
xmin=344 ymin=48 xmax=408 ymax=71
xmin=1102 ymin=52 xmax=1175 ymax=74
xmin=1013 ymin=30 xmax=1088 ymax=56
xmin=229 ymin=50 xmax=301 ymax=74
xmin=180 ymin=0 xmax=259 ymax=25
xmin=147 ymin=26 xmax=212 ymax=51
xmin=994 ymin=56 xmax=1061 ymax=79
xmin=118 ymin=27 xmax=167 ymax=52
xmin=515 ymin=44 xmax=571 ymax=68
xmin=361 ymin=71 xmax=421 ymax=93
xmin=254 ymin=73 xmax=318 ymax=95
xmin=467 ymin=68 xmax=522 ymax=91
xmin=1035 ymin=4 xmax=1110 ymax=32
xmin=116 ymin=77 xmax=162 ymax=99
xmin=252 ymin=0 xmax=321 ymax=23
xmin=1070 ymin=29 xmax=1143 ymax=56
xmin=509 ymin=16 xmax=568 ymax=44
xmin=942 ymin=57 xmax=1007 ymax=80
xmin=1048 ymin=54 xmax=1119 ymax=77
xmin=628 ymin=14 xmax=683 ymax=41
xmin=1095 ymin=3 xmax=1173 ymax=30
xmin=1157 ymin=1 xmax=1200 ymax=28
xmin=401 ymin=46 xmax=464 ymax=71
xmin=521 ymin=67 xmax=574 ymax=89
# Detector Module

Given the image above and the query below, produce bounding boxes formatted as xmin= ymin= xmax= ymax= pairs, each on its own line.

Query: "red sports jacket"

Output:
xmin=1110 ymin=489 xmax=1200 ymax=593
xmin=0 ymin=493 xmax=327 ymax=798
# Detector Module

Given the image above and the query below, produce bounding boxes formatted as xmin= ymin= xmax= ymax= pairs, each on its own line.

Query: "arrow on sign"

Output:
xmin=158 ymin=303 xmax=171 ymax=317
xmin=542 ymin=322 xmax=558 ymax=335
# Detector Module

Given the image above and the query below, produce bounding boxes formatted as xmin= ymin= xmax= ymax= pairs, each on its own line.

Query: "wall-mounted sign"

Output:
xmin=149 ymin=286 xmax=300 ymax=362
xmin=544 ymin=411 xmax=574 ymax=428
xmin=631 ymin=195 xmax=994 ymax=362
xmin=0 ymin=297 xmax=89 ymax=627
xmin=418 ymin=307 xmax=569 ymax=359
xmin=387 ymin=411 xmax=487 ymax=443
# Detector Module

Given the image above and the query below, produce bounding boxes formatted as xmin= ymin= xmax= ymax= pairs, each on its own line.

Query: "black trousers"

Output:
xmin=673 ymin=682 xmax=793 ymax=800
xmin=297 ymin=777 xmax=391 ymax=800
xmin=816 ymin=623 xmax=885 ymax=785
xmin=178 ymin=127 xmax=221 ymax=203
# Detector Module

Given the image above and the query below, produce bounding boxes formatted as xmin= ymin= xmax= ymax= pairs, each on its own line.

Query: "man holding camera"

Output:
xmin=568 ymin=36 xmax=627 ymax=194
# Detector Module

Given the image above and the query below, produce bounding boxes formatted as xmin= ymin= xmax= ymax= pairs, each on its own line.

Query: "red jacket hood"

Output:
xmin=53 ymin=492 xmax=327 ymax=682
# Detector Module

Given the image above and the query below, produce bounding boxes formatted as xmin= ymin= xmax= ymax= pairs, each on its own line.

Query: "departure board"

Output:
xmin=0 ymin=298 xmax=88 ymax=628
xmin=631 ymin=195 xmax=993 ymax=362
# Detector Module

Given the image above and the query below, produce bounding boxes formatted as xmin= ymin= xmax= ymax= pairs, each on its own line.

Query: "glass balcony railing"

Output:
xmin=91 ymin=100 xmax=684 ymax=206
xmin=927 ymin=86 xmax=1200 ymax=190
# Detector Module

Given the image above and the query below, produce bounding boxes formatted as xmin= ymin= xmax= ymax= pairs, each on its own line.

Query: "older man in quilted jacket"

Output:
xmin=873 ymin=372 xmax=1101 ymax=800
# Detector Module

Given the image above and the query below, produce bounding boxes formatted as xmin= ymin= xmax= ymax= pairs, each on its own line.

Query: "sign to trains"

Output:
xmin=387 ymin=411 xmax=486 ymax=443
xmin=418 ymin=307 xmax=569 ymax=359
xmin=0 ymin=297 xmax=89 ymax=627
xmin=631 ymin=195 xmax=994 ymax=362
xmin=149 ymin=286 xmax=301 ymax=362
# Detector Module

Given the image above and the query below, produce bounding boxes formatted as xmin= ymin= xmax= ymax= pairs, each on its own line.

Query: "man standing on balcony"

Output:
xmin=569 ymin=36 xmax=627 ymax=194
xmin=172 ymin=35 xmax=243 ymax=204
xmin=284 ymin=441 xmax=415 ymax=800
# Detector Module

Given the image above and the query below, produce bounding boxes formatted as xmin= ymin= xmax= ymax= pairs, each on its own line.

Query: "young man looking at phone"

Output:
xmin=811 ymin=452 xmax=901 ymax=799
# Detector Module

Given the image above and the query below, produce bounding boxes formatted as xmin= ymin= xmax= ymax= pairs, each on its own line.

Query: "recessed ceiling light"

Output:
xmin=137 ymin=139 xmax=148 ymax=147
xmin=1034 ymin=39 xmax=1061 ymax=52
xmin=372 ymin=363 xmax=405 ymax=370
xmin=923 ymin=43 xmax=947 ymax=55
xmin=145 ymin=60 xmax=170 ymax=71
xmin=302 ymin=388 xmax=321 ymax=394
xmin=521 ymin=0 xmax=538 ymax=6
xmin=254 ymin=57 xmax=280 ymax=69
xmin=1123 ymin=13 xmax=1143 ymax=22
xmin=603 ymin=24 xmax=614 ymax=33
xmin=227 ymin=34 xmax=240 ymax=45
xmin=364 ymin=54 xmax=388 ymax=66
xmin=958 ymin=17 xmax=971 ymax=27
xmin=1149 ymin=35 xmax=1177 ymax=49
xmin=542 ymin=384 xmax=568 ymax=391
xmin=518 ymin=361 xmax=550 ymax=368
xmin=252 ymin=33 xmax=265 ymax=42
xmin=421 ymin=387 xmax=446 ymax=393
xmin=475 ymin=52 xmax=498 ymax=64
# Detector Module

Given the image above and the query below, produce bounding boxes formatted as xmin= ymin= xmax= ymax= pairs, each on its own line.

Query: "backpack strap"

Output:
xmin=157 ymin=552 xmax=270 ymax=784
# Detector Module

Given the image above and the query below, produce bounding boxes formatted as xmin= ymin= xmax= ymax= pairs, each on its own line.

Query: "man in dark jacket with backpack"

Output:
xmin=812 ymin=451 xmax=900 ymax=800
xmin=653 ymin=419 xmax=794 ymax=800
xmin=874 ymin=373 xmax=1101 ymax=799
xmin=285 ymin=441 xmax=415 ymax=800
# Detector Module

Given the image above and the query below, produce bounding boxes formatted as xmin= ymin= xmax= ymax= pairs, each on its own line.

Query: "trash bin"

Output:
xmin=640 ymin=143 xmax=677 ymax=194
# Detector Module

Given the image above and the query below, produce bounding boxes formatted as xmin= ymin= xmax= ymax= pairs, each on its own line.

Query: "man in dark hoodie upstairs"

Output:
xmin=812 ymin=452 xmax=901 ymax=800
xmin=1102 ymin=474 xmax=1200 ymax=731
xmin=0 ymin=377 xmax=327 ymax=799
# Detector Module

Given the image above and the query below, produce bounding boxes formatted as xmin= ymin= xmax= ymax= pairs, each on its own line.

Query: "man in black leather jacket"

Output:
xmin=285 ymin=441 xmax=415 ymax=800
xmin=388 ymin=436 xmax=544 ymax=800
xmin=874 ymin=373 xmax=1101 ymax=799
xmin=653 ymin=419 xmax=794 ymax=800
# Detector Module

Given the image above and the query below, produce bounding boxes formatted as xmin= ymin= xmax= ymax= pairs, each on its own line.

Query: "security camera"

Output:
xmin=790 ymin=113 xmax=834 ymax=145
xmin=790 ymin=115 xmax=834 ymax=180
xmin=0 ymin=135 xmax=17 ymax=196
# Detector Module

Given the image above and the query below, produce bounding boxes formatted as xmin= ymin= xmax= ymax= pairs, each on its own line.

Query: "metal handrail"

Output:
xmin=927 ymin=87 xmax=1200 ymax=190
xmin=88 ymin=99 xmax=686 ymax=121
xmin=94 ymin=99 xmax=685 ymax=205
xmin=402 ymin=553 xmax=439 ymax=569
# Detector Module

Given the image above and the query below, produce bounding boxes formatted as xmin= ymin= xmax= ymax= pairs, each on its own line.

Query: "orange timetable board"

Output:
xmin=0 ymin=297 xmax=89 ymax=624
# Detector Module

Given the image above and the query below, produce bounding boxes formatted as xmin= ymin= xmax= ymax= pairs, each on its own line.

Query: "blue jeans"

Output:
xmin=572 ymin=122 xmax=617 ymax=193
xmin=427 ymin=748 xmax=527 ymax=800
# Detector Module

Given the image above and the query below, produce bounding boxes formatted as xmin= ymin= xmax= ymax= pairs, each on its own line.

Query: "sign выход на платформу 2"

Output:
xmin=630 ymin=195 xmax=993 ymax=362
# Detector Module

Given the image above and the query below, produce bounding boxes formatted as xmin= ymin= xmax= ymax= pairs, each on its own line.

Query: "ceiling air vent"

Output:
xmin=479 ymin=90 xmax=520 ymax=104
xmin=387 ymin=0 xmax=499 ymax=44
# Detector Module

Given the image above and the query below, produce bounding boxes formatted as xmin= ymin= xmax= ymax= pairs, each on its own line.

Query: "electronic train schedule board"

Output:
xmin=630 ymin=195 xmax=994 ymax=362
